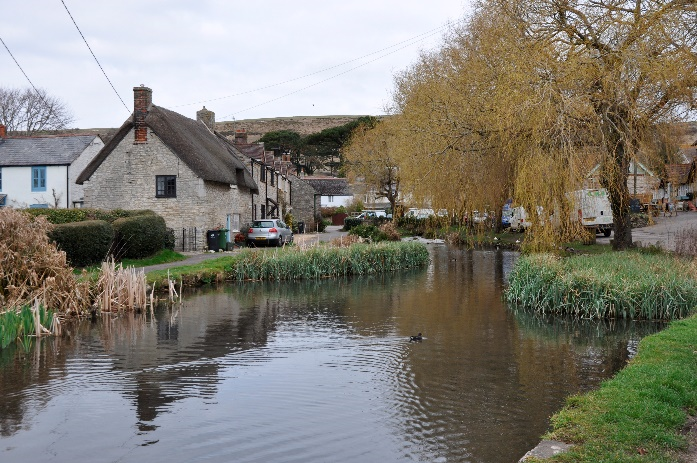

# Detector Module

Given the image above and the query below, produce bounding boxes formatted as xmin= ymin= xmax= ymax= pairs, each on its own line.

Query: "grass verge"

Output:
xmin=506 ymin=251 xmax=697 ymax=319
xmin=535 ymin=314 xmax=697 ymax=462
xmin=74 ymin=249 xmax=187 ymax=278
xmin=147 ymin=241 xmax=430 ymax=288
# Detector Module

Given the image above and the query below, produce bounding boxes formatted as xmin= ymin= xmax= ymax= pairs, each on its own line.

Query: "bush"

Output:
xmin=112 ymin=214 xmax=168 ymax=259
xmin=343 ymin=217 xmax=363 ymax=231
xmin=24 ymin=208 xmax=155 ymax=224
xmin=50 ymin=220 xmax=114 ymax=267
xmin=349 ymin=224 xmax=389 ymax=242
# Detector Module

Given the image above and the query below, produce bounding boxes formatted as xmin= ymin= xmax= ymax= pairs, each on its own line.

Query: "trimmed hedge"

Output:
xmin=113 ymin=214 xmax=168 ymax=259
xmin=343 ymin=217 xmax=363 ymax=231
xmin=50 ymin=220 xmax=114 ymax=267
xmin=25 ymin=208 xmax=155 ymax=224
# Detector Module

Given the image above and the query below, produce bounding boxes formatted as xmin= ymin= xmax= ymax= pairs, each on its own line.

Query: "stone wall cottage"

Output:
xmin=0 ymin=125 xmax=103 ymax=208
xmin=76 ymin=86 xmax=258 ymax=251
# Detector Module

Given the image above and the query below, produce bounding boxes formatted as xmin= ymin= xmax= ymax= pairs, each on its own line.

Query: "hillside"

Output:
xmin=215 ymin=115 xmax=377 ymax=142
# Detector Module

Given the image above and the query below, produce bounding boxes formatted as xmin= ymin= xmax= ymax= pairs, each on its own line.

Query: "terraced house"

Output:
xmin=0 ymin=125 xmax=103 ymax=209
xmin=77 ymin=86 xmax=259 ymax=251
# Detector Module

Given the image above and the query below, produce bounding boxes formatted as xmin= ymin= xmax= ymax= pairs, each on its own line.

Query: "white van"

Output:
xmin=509 ymin=206 xmax=531 ymax=232
xmin=572 ymin=189 xmax=613 ymax=236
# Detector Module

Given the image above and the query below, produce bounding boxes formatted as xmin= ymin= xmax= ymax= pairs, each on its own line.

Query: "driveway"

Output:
xmin=597 ymin=210 xmax=697 ymax=251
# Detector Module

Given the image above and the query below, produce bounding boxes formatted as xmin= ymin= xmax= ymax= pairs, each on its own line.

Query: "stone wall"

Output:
xmin=82 ymin=129 xmax=254 ymax=250
xmin=289 ymin=174 xmax=320 ymax=228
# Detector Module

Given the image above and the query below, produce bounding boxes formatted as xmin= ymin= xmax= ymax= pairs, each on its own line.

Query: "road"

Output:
xmin=597 ymin=210 xmax=697 ymax=251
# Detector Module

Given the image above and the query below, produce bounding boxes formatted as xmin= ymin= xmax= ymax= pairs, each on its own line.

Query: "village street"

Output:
xmin=598 ymin=210 xmax=697 ymax=251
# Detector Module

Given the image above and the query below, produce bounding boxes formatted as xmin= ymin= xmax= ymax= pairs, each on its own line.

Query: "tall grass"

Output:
xmin=506 ymin=252 xmax=697 ymax=320
xmin=148 ymin=241 xmax=430 ymax=287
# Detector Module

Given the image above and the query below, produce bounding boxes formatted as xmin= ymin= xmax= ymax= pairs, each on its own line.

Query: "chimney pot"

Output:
xmin=133 ymin=86 xmax=153 ymax=143
xmin=0 ymin=124 xmax=6 ymax=139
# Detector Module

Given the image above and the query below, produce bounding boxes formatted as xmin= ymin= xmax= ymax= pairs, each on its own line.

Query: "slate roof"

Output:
xmin=76 ymin=105 xmax=258 ymax=192
xmin=0 ymin=135 xmax=98 ymax=166
xmin=304 ymin=177 xmax=352 ymax=196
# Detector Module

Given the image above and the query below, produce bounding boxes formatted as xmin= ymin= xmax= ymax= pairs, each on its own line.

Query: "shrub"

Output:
xmin=112 ymin=214 xmax=168 ymax=259
xmin=379 ymin=221 xmax=401 ymax=241
xmin=0 ymin=208 xmax=89 ymax=314
xmin=349 ymin=224 xmax=389 ymax=242
xmin=343 ymin=217 xmax=363 ymax=231
xmin=50 ymin=220 xmax=114 ymax=267
xmin=24 ymin=208 xmax=155 ymax=224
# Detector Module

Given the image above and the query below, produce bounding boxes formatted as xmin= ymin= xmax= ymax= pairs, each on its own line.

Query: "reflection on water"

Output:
xmin=0 ymin=247 xmax=665 ymax=463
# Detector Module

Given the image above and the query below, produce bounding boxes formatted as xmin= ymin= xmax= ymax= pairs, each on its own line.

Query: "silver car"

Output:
xmin=247 ymin=219 xmax=294 ymax=247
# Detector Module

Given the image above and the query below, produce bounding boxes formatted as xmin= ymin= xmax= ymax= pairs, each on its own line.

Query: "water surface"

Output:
xmin=0 ymin=247 xmax=663 ymax=462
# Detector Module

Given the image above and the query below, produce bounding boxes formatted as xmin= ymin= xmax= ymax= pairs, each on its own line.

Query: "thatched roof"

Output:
xmin=77 ymin=105 xmax=258 ymax=192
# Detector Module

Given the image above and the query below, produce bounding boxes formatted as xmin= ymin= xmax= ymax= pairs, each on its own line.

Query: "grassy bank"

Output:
xmin=536 ymin=314 xmax=697 ymax=462
xmin=506 ymin=252 xmax=697 ymax=319
xmin=147 ymin=241 xmax=430 ymax=287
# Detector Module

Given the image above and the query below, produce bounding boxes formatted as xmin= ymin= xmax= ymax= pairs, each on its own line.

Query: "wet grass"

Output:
xmin=536 ymin=314 xmax=697 ymax=462
xmin=147 ymin=241 xmax=430 ymax=288
xmin=506 ymin=251 xmax=697 ymax=320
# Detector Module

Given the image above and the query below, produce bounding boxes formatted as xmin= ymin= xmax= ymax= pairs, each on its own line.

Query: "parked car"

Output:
xmin=247 ymin=219 xmax=294 ymax=247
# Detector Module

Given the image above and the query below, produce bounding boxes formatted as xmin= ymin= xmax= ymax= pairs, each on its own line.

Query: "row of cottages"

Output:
xmin=76 ymin=86 xmax=333 ymax=251
xmin=0 ymin=125 xmax=103 ymax=208
xmin=77 ymin=86 xmax=268 ymax=251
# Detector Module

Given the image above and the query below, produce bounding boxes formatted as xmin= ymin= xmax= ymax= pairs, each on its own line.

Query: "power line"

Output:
xmin=0 ymin=35 xmax=42 ymax=94
xmin=60 ymin=0 xmax=130 ymax=113
xmin=178 ymin=19 xmax=460 ymax=110
xmin=221 ymin=24 xmax=455 ymax=119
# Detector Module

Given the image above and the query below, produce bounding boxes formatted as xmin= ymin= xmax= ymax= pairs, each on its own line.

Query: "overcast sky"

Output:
xmin=2 ymin=1 xmax=471 ymax=129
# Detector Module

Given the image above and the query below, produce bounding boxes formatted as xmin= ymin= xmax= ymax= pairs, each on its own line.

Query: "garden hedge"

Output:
xmin=112 ymin=214 xmax=168 ymax=259
xmin=49 ymin=220 xmax=114 ymax=267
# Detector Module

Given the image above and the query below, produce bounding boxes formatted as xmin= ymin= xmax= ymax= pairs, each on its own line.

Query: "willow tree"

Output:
xmin=344 ymin=119 xmax=401 ymax=214
xmin=386 ymin=0 xmax=697 ymax=249
xmin=506 ymin=0 xmax=697 ymax=249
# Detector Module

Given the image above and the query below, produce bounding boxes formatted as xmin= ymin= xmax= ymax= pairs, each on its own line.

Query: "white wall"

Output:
xmin=321 ymin=194 xmax=352 ymax=208
xmin=2 ymin=165 xmax=70 ymax=208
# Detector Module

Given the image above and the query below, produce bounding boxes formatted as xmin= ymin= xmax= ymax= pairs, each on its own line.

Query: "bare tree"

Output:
xmin=0 ymin=87 xmax=74 ymax=134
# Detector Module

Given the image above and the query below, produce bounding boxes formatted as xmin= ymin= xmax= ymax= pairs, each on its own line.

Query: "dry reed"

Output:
xmin=0 ymin=208 xmax=90 ymax=315
xmin=96 ymin=258 xmax=148 ymax=312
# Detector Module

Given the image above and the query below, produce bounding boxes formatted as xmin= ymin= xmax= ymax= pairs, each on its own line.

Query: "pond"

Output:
xmin=0 ymin=246 xmax=664 ymax=463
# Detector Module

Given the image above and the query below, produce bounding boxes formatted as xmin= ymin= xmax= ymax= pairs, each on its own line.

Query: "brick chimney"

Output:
xmin=234 ymin=128 xmax=248 ymax=144
xmin=133 ymin=85 xmax=152 ymax=143
xmin=0 ymin=124 xmax=6 ymax=139
xmin=196 ymin=106 xmax=215 ymax=131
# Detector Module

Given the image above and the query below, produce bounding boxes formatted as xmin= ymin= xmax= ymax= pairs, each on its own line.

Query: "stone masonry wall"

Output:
xmin=289 ymin=174 xmax=320 ymax=228
xmin=82 ymin=129 xmax=253 ymax=250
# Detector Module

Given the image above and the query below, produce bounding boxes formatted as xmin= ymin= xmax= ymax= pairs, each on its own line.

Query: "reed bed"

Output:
xmin=505 ymin=252 xmax=697 ymax=320
xmin=148 ymin=241 xmax=429 ymax=287
xmin=0 ymin=301 xmax=57 ymax=349
xmin=96 ymin=258 xmax=148 ymax=312
xmin=229 ymin=241 xmax=429 ymax=281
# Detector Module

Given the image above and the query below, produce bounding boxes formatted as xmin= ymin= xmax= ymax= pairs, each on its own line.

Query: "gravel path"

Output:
xmin=597 ymin=210 xmax=697 ymax=251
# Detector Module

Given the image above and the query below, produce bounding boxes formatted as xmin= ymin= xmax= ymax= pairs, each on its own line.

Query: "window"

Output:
xmin=30 ymin=203 xmax=48 ymax=209
xmin=260 ymin=166 xmax=266 ymax=182
xmin=260 ymin=204 xmax=266 ymax=219
xmin=156 ymin=175 xmax=177 ymax=198
xmin=32 ymin=166 xmax=46 ymax=192
xmin=0 ymin=167 xmax=2 ymax=190
xmin=327 ymin=195 xmax=334 ymax=203
xmin=270 ymin=171 xmax=275 ymax=186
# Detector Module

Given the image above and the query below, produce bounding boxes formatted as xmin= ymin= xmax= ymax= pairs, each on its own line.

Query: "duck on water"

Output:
xmin=409 ymin=333 xmax=423 ymax=342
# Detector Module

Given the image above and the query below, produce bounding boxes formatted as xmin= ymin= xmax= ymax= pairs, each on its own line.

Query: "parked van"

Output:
xmin=509 ymin=206 xmax=531 ymax=232
xmin=572 ymin=189 xmax=613 ymax=237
